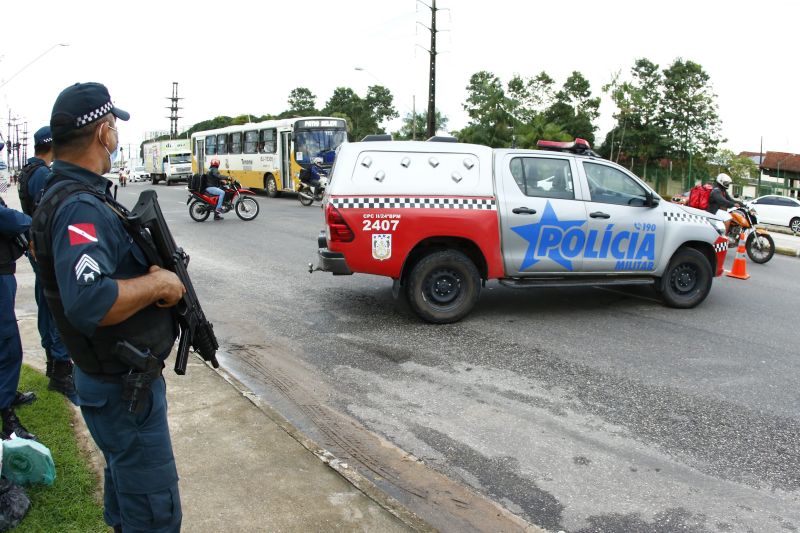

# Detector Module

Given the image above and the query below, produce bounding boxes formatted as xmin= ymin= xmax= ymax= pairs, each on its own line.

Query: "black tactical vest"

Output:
xmin=30 ymin=177 xmax=177 ymax=375
xmin=18 ymin=160 xmax=45 ymax=216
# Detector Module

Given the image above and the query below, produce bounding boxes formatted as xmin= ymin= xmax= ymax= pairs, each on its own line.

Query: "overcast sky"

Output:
xmin=1 ymin=0 xmax=797 ymax=161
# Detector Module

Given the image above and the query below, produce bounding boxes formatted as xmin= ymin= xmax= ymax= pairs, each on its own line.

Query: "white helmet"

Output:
xmin=716 ymin=173 xmax=732 ymax=189
xmin=312 ymin=157 xmax=323 ymax=166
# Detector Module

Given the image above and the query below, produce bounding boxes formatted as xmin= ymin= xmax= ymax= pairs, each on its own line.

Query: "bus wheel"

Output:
xmin=265 ymin=175 xmax=280 ymax=198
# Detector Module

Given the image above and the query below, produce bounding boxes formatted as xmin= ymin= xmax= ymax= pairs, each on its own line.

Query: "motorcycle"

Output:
xmin=297 ymin=174 xmax=328 ymax=206
xmin=187 ymin=178 xmax=260 ymax=222
xmin=727 ymin=205 xmax=775 ymax=263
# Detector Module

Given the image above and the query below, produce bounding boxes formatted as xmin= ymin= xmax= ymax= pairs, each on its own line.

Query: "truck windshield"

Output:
xmin=295 ymin=129 xmax=347 ymax=165
xmin=168 ymin=153 xmax=191 ymax=164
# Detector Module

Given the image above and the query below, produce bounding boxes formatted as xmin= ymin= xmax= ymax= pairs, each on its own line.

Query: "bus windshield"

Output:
xmin=168 ymin=153 xmax=191 ymax=164
xmin=295 ymin=129 xmax=347 ymax=165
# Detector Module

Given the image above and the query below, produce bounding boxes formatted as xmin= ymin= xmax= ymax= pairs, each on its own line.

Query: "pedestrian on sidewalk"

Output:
xmin=0 ymin=194 xmax=37 ymax=440
xmin=31 ymin=82 xmax=185 ymax=533
xmin=18 ymin=126 xmax=76 ymax=399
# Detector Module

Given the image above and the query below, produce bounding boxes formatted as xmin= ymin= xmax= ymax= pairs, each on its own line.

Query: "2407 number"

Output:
xmin=362 ymin=219 xmax=399 ymax=231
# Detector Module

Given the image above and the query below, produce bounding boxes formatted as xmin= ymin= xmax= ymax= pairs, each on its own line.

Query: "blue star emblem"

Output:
xmin=511 ymin=201 xmax=586 ymax=271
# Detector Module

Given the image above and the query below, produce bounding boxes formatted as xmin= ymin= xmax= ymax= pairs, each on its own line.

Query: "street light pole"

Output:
xmin=354 ymin=67 xmax=416 ymax=139
xmin=0 ymin=43 xmax=68 ymax=89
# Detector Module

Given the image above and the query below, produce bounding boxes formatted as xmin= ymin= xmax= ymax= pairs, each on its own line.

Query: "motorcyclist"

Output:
xmin=300 ymin=157 xmax=326 ymax=196
xmin=205 ymin=158 xmax=228 ymax=220
xmin=706 ymin=173 xmax=741 ymax=233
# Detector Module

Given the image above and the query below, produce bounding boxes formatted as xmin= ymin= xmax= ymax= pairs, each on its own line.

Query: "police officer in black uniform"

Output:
xmin=32 ymin=82 xmax=185 ymax=532
xmin=0 ymin=197 xmax=37 ymax=440
xmin=20 ymin=125 xmax=76 ymax=398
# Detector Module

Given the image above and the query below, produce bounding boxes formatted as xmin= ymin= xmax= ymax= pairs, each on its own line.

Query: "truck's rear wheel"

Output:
xmin=151 ymin=176 xmax=159 ymax=185
xmin=659 ymin=248 xmax=712 ymax=308
xmin=406 ymin=250 xmax=480 ymax=323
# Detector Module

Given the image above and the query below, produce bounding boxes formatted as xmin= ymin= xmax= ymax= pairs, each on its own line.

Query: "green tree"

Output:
xmin=710 ymin=149 xmax=757 ymax=186
xmin=603 ymin=59 xmax=669 ymax=174
xmin=659 ymin=59 xmax=724 ymax=158
xmin=544 ymin=71 xmax=600 ymax=144
xmin=458 ymin=70 xmax=585 ymax=148
xmin=286 ymin=87 xmax=318 ymax=116
xmin=322 ymin=85 xmax=397 ymax=141
xmin=458 ymin=71 xmax=512 ymax=147
xmin=393 ymin=110 xmax=448 ymax=140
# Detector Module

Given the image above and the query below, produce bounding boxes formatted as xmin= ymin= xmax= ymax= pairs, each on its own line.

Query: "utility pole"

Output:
xmin=166 ymin=82 xmax=183 ymax=139
xmin=418 ymin=0 xmax=446 ymax=139
xmin=426 ymin=0 xmax=437 ymax=139
xmin=21 ymin=123 xmax=28 ymax=163
xmin=757 ymin=136 xmax=763 ymax=197
xmin=14 ymin=123 xmax=21 ymax=172
xmin=412 ymin=95 xmax=416 ymax=141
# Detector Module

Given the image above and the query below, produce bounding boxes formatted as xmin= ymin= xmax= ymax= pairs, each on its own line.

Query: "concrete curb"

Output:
xmin=208 ymin=360 xmax=435 ymax=533
xmin=775 ymin=246 xmax=800 ymax=258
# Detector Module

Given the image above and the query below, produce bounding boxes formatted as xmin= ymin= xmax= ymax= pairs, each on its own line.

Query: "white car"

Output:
xmin=748 ymin=195 xmax=800 ymax=233
xmin=130 ymin=166 xmax=150 ymax=182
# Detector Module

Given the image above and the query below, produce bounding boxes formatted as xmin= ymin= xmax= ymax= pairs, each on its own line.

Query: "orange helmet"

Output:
xmin=210 ymin=158 xmax=220 ymax=168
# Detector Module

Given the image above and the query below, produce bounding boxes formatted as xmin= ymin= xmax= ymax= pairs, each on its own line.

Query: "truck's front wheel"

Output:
xmin=658 ymin=247 xmax=712 ymax=308
xmin=406 ymin=250 xmax=480 ymax=323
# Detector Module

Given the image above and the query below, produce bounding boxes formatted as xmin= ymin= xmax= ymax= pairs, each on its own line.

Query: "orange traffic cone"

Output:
xmin=725 ymin=230 xmax=750 ymax=280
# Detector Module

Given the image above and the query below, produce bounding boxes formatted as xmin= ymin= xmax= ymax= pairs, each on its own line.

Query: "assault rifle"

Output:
xmin=126 ymin=190 xmax=219 ymax=374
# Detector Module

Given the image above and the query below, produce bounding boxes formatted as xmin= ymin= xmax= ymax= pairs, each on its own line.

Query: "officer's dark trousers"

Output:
xmin=30 ymin=259 xmax=70 ymax=362
xmin=75 ymin=367 xmax=182 ymax=532
xmin=0 ymin=274 xmax=22 ymax=410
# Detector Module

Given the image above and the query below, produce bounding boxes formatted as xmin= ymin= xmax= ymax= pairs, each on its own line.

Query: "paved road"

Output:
xmin=118 ymin=182 xmax=800 ymax=532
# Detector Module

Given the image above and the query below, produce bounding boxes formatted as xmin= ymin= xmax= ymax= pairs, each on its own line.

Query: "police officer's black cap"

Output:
xmin=33 ymin=126 xmax=52 ymax=146
xmin=50 ymin=82 xmax=130 ymax=139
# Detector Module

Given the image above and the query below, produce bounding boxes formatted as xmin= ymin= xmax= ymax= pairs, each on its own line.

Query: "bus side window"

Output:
xmin=230 ymin=132 xmax=242 ymax=154
xmin=260 ymin=128 xmax=276 ymax=153
xmin=244 ymin=131 xmax=258 ymax=154
xmin=217 ymin=134 xmax=228 ymax=155
xmin=206 ymin=135 xmax=217 ymax=156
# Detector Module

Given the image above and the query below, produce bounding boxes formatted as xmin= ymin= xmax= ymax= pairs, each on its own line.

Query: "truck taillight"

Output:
xmin=326 ymin=204 xmax=354 ymax=242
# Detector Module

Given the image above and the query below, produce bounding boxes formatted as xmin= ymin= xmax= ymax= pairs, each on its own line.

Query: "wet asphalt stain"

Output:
xmin=573 ymin=507 xmax=705 ymax=533
xmin=388 ymin=326 xmax=800 ymax=493
xmin=411 ymin=423 xmax=565 ymax=531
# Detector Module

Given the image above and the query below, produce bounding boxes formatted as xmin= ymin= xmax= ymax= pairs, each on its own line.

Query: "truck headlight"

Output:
xmin=708 ymin=218 xmax=726 ymax=236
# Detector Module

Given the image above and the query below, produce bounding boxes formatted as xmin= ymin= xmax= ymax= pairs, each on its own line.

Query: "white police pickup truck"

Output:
xmin=313 ymin=138 xmax=729 ymax=323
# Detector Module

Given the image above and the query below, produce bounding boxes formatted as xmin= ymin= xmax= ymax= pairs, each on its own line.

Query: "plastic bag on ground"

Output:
xmin=0 ymin=478 xmax=30 ymax=531
xmin=1 ymin=438 xmax=56 ymax=486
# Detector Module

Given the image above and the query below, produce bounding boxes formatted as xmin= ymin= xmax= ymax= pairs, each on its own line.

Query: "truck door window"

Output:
xmin=230 ymin=132 xmax=242 ymax=154
xmin=244 ymin=131 xmax=258 ymax=154
xmin=510 ymin=157 xmax=574 ymax=199
xmin=583 ymin=162 xmax=648 ymax=206
xmin=217 ymin=134 xmax=228 ymax=155
xmin=206 ymin=135 xmax=217 ymax=156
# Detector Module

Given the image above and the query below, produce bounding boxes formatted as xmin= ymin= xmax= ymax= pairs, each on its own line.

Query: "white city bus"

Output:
xmin=190 ymin=117 xmax=348 ymax=197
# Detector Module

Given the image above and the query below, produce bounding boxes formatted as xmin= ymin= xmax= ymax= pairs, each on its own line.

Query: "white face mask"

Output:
xmin=99 ymin=123 xmax=119 ymax=169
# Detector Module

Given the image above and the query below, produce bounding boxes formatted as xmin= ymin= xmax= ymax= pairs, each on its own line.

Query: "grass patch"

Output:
xmin=7 ymin=365 xmax=107 ymax=532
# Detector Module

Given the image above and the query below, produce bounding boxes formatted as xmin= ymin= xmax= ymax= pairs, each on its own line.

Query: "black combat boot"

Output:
xmin=45 ymin=348 xmax=54 ymax=378
xmin=1 ymin=408 xmax=37 ymax=441
xmin=11 ymin=391 xmax=36 ymax=407
xmin=48 ymin=360 xmax=76 ymax=397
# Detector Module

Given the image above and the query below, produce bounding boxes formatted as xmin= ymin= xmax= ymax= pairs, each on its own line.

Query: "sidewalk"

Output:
xmin=763 ymin=224 xmax=800 ymax=258
xmin=4 ymin=188 xmax=413 ymax=533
